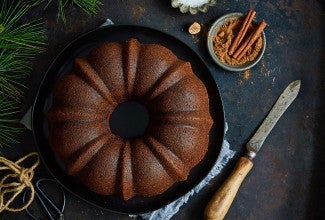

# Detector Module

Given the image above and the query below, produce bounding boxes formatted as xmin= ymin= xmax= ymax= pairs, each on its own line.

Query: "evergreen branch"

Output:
xmin=0 ymin=49 xmax=30 ymax=74
xmin=0 ymin=96 xmax=22 ymax=148
xmin=57 ymin=0 xmax=69 ymax=24
xmin=24 ymin=0 xmax=46 ymax=7
xmin=0 ymin=1 xmax=28 ymax=31
xmin=0 ymin=0 xmax=47 ymax=55
xmin=0 ymin=76 xmax=26 ymax=100
xmin=0 ymin=48 xmax=30 ymax=99
xmin=0 ymin=0 xmax=46 ymax=99
xmin=43 ymin=0 xmax=102 ymax=23
xmin=72 ymin=0 xmax=101 ymax=15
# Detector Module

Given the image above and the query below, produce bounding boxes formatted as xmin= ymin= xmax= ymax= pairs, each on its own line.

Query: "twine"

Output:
xmin=0 ymin=152 xmax=40 ymax=213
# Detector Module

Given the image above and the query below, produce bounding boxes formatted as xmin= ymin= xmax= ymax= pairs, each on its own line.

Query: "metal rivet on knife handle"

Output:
xmin=204 ymin=80 xmax=301 ymax=220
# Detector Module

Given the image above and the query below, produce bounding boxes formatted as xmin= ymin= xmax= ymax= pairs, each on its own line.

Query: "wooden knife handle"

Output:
xmin=204 ymin=156 xmax=253 ymax=220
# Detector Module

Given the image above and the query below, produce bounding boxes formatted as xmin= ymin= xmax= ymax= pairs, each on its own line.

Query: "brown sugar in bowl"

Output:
xmin=207 ymin=12 xmax=266 ymax=72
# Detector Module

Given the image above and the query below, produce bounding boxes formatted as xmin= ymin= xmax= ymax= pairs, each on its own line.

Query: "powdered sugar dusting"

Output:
xmin=177 ymin=0 xmax=210 ymax=7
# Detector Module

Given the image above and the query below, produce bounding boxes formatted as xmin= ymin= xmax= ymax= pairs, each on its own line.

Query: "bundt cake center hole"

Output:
xmin=109 ymin=101 xmax=149 ymax=138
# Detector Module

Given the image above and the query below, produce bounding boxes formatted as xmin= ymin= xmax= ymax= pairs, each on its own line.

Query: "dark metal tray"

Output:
xmin=32 ymin=25 xmax=225 ymax=214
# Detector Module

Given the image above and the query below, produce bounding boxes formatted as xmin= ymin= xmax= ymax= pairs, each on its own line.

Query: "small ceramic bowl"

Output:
xmin=171 ymin=0 xmax=216 ymax=14
xmin=207 ymin=12 xmax=266 ymax=72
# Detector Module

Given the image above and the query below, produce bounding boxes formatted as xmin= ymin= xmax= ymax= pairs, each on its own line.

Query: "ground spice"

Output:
xmin=213 ymin=18 xmax=263 ymax=65
xmin=244 ymin=69 xmax=251 ymax=80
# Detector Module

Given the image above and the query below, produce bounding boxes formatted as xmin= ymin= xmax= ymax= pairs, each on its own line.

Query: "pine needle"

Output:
xmin=0 ymin=47 xmax=32 ymax=99
xmin=0 ymin=0 xmax=46 ymax=150
xmin=43 ymin=0 xmax=102 ymax=23
xmin=0 ymin=49 xmax=30 ymax=74
xmin=0 ymin=0 xmax=47 ymax=56
xmin=0 ymin=96 xmax=22 ymax=148
xmin=25 ymin=0 xmax=46 ymax=7
xmin=72 ymin=0 xmax=101 ymax=15
xmin=0 ymin=0 xmax=46 ymax=99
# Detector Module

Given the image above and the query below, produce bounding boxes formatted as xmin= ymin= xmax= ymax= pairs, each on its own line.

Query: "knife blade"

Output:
xmin=204 ymin=80 xmax=301 ymax=220
xmin=246 ymin=80 xmax=301 ymax=158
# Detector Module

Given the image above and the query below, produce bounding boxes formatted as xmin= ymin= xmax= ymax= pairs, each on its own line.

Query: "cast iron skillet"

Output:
xmin=32 ymin=25 xmax=225 ymax=214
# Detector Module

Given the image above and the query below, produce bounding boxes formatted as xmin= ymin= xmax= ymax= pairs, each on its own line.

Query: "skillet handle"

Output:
xmin=204 ymin=157 xmax=253 ymax=220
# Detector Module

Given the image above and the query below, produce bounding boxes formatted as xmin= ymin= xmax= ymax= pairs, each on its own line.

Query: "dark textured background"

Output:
xmin=1 ymin=0 xmax=324 ymax=219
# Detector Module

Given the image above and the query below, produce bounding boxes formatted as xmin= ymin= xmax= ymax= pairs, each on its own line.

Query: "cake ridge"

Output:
xmin=148 ymin=123 xmax=205 ymax=167
xmin=147 ymin=75 xmax=211 ymax=115
xmin=116 ymin=140 xmax=134 ymax=200
xmin=131 ymin=43 xmax=179 ymax=99
xmin=67 ymin=134 xmax=109 ymax=175
xmin=47 ymin=107 xmax=106 ymax=123
xmin=74 ymin=58 xmax=117 ymax=105
xmin=152 ymin=111 xmax=213 ymax=129
xmin=75 ymin=136 xmax=124 ymax=196
xmin=144 ymin=60 xmax=189 ymax=101
xmin=87 ymin=42 xmax=127 ymax=102
xmin=145 ymin=136 xmax=188 ymax=181
xmin=146 ymin=75 xmax=189 ymax=104
xmin=131 ymin=138 xmax=175 ymax=196
xmin=123 ymin=39 xmax=141 ymax=99
xmin=51 ymin=73 xmax=108 ymax=113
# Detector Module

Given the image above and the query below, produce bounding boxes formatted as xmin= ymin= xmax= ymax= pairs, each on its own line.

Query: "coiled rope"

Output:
xmin=0 ymin=152 xmax=39 ymax=212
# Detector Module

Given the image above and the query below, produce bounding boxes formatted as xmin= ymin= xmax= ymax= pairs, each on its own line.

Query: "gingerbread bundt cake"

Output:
xmin=47 ymin=38 xmax=213 ymax=200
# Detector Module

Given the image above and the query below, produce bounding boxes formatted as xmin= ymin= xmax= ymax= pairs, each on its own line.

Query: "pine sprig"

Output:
xmin=72 ymin=0 xmax=101 ymax=15
xmin=0 ymin=49 xmax=30 ymax=74
xmin=0 ymin=0 xmax=101 ymax=149
xmin=0 ymin=96 xmax=22 ymax=148
xmin=0 ymin=0 xmax=46 ymax=99
xmin=43 ymin=0 xmax=102 ymax=23
xmin=0 ymin=47 xmax=29 ymax=99
xmin=0 ymin=0 xmax=47 ymax=55
xmin=0 ymin=0 xmax=47 ymax=149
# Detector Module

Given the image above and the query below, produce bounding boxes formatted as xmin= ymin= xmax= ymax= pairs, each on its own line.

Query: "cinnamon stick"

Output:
xmin=228 ymin=10 xmax=256 ymax=55
xmin=233 ymin=20 xmax=267 ymax=60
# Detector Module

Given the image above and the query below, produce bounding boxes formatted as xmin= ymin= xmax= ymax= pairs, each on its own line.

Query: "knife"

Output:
xmin=204 ymin=80 xmax=301 ymax=220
